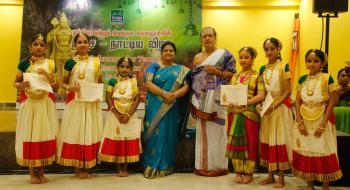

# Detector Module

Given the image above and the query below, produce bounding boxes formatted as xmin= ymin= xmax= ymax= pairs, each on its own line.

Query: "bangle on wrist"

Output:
xmin=109 ymin=106 xmax=115 ymax=112
xmin=126 ymin=113 xmax=131 ymax=119
xmin=318 ymin=125 xmax=326 ymax=130
xmin=163 ymin=91 xmax=167 ymax=98
xmin=66 ymin=85 xmax=69 ymax=92
xmin=296 ymin=120 xmax=303 ymax=125
xmin=50 ymin=78 xmax=56 ymax=85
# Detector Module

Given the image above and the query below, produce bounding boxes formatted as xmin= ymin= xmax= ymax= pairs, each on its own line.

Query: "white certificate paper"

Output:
xmin=116 ymin=119 xmax=142 ymax=138
xmin=23 ymin=73 xmax=53 ymax=93
xmin=260 ymin=92 xmax=273 ymax=117
xmin=76 ymin=81 xmax=104 ymax=102
xmin=220 ymin=85 xmax=248 ymax=106
xmin=293 ymin=127 xmax=325 ymax=154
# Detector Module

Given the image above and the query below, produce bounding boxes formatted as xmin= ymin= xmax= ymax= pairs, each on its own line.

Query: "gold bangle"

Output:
xmin=126 ymin=113 xmax=131 ymax=119
xmin=318 ymin=125 xmax=326 ymax=130
xmin=109 ymin=106 xmax=115 ymax=112
xmin=163 ymin=91 xmax=167 ymax=98
xmin=50 ymin=78 xmax=56 ymax=85
xmin=296 ymin=120 xmax=303 ymax=125
xmin=66 ymin=85 xmax=69 ymax=92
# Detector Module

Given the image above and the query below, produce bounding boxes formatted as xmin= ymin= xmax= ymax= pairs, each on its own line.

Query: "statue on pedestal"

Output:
xmin=46 ymin=12 xmax=73 ymax=95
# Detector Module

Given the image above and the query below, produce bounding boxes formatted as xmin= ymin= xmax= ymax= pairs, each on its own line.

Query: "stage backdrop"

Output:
xmin=20 ymin=0 xmax=202 ymax=101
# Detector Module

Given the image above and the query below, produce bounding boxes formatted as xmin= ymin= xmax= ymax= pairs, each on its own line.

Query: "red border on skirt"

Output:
xmin=293 ymin=151 xmax=341 ymax=174
xmin=60 ymin=142 xmax=100 ymax=162
xmin=100 ymin=138 xmax=140 ymax=157
xmin=260 ymin=142 xmax=290 ymax=163
xmin=23 ymin=139 xmax=56 ymax=159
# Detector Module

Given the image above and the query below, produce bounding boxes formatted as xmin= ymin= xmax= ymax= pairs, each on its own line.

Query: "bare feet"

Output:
xmin=81 ymin=171 xmax=92 ymax=179
xmin=75 ymin=168 xmax=91 ymax=179
xmin=39 ymin=175 xmax=49 ymax=183
xmin=75 ymin=171 xmax=85 ymax=179
xmin=273 ymin=182 xmax=285 ymax=188
xmin=37 ymin=167 xmax=49 ymax=183
xmin=122 ymin=171 xmax=129 ymax=177
xmin=29 ymin=168 xmax=41 ymax=184
xmin=117 ymin=171 xmax=129 ymax=177
xmin=259 ymin=177 xmax=275 ymax=185
xmin=122 ymin=164 xmax=129 ymax=177
xmin=273 ymin=174 xmax=285 ymax=188
xmin=242 ymin=175 xmax=253 ymax=184
xmin=322 ymin=182 xmax=329 ymax=190
xmin=117 ymin=170 xmax=124 ymax=177
xmin=234 ymin=173 xmax=243 ymax=183
xmin=30 ymin=175 xmax=41 ymax=184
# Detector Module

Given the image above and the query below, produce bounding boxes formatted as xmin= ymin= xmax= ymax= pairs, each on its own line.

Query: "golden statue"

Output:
xmin=46 ymin=12 xmax=73 ymax=94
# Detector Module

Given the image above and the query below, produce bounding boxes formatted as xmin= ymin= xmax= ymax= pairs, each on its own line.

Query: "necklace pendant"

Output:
xmin=79 ymin=74 xmax=85 ymax=79
xmin=266 ymin=79 xmax=270 ymax=85
xmin=119 ymin=89 xmax=126 ymax=95
xmin=307 ymin=90 xmax=314 ymax=96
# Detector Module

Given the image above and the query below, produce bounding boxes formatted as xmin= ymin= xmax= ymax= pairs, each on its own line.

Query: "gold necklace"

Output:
xmin=305 ymin=72 xmax=322 ymax=96
xmin=117 ymin=76 xmax=129 ymax=95
xmin=29 ymin=56 xmax=45 ymax=73
xmin=29 ymin=56 xmax=45 ymax=64
xmin=74 ymin=55 xmax=89 ymax=80
xmin=236 ymin=70 xmax=253 ymax=85
xmin=74 ymin=54 xmax=89 ymax=62
xmin=264 ymin=61 xmax=279 ymax=85
xmin=78 ymin=62 xmax=88 ymax=80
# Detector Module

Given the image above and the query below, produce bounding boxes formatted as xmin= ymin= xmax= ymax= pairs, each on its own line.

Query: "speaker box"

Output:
xmin=313 ymin=0 xmax=349 ymax=13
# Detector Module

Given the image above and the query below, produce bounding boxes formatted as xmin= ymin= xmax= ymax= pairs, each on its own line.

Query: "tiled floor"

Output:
xmin=0 ymin=173 xmax=348 ymax=190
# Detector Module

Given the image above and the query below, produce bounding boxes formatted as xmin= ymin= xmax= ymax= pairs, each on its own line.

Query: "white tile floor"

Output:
xmin=0 ymin=173 xmax=348 ymax=190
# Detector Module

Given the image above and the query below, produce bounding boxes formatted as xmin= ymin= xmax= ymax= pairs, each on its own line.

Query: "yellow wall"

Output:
xmin=203 ymin=8 xmax=296 ymax=73
xmin=0 ymin=0 xmax=23 ymax=102
xmin=1 ymin=0 xmax=349 ymax=102
xmin=298 ymin=0 xmax=350 ymax=83
xmin=203 ymin=0 xmax=350 ymax=96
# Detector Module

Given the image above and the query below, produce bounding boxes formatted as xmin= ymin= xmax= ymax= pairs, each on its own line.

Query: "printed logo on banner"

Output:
xmin=111 ymin=10 xmax=124 ymax=23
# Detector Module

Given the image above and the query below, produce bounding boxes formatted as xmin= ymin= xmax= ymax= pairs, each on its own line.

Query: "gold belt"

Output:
xmin=302 ymin=102 xmax=326 ymax=108
xmin=25 ymin=91 xmax=48 ymax=100
xmin=300 ymin=102 xmax=325 ymax=121
xmin=114 ymin=98 xmax=133 ymax=103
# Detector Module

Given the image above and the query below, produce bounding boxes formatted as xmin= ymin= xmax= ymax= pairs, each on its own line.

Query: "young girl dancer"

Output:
xmin=258 ymin=37 xmax=293 ymax=188
xmin=293 ymin=49 xmax=342 ymax=190
xmin=57 ymin=33 xmax=103 ymax=179
xmin=15 ymin=34 xmax=59 ymax=184
xmin=99 ymin=57 xmax=141 ymax=177
xmin=226 ymin=47 xmax=265 ymax=184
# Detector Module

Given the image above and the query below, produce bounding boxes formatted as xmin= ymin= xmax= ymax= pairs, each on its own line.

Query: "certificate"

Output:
xmin=293 ymin=126 xmax=325 ymax=154
xmin=76 ymin=81 xmax=104 ymax=102
xmin=23 ymin=73 xmax=53 ymax=93
xmin=116 ymin=118 xmax=142 ymax=138
xmin=220 ymin=85 xmax=247 ymax=105
xmin=260 ymin=92 xmax=273 ymax=117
